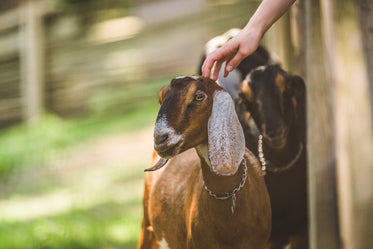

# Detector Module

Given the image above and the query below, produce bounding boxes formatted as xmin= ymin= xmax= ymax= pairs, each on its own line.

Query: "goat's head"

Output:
xmin=151 ymin=76 xmax=245 ymax=176
xmin=238 ymin=65 xmax=305 ymax=149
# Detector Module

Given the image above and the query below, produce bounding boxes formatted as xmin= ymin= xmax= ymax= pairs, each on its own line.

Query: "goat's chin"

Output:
xmin=264 ymin=135 xmax=287 ymax=150
xmin=154 ymin=141 xmax=183 ymax=159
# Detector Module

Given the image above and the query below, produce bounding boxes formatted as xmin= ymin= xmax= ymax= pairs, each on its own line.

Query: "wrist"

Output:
xmin=242 ymin=20 xmax=265 ymax=41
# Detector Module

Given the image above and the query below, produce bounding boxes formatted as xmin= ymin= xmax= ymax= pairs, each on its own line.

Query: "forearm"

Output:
xmin=201 ymin=0 xmax=295 ymax=78
xmin=244 ymin=0 xmax=296 ymax=35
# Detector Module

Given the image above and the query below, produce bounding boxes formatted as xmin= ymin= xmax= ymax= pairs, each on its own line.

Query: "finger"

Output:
xmin=225 ymin=51 xmax=246 ymax=74
xmin=212 ymin=60 xmax=223 ymax=81
xmin=224 ymin=66 xmax=229 ymax=78
xmin=202 ymin=56 xmax=215 ymax=78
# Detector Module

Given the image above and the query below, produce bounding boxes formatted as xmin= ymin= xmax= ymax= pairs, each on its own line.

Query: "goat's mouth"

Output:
xmin=154 ymin=140 xmax=183 ymax=158
xmin=263 ymin=131 xmax=288 ymax=149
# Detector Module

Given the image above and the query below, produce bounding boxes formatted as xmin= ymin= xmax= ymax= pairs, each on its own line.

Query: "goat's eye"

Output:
xmin=194 ymin=94 xmax=205 ymax=102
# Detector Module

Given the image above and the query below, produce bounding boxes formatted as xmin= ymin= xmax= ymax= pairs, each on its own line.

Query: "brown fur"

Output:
xmin=138 ymin=76 xmax=271 ymax=249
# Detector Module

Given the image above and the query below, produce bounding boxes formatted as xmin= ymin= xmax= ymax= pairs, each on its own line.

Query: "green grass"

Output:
xmin=0 ymin=156 xmax=146 ymax=249
xmin=0 ymin=76 xmax=167 ymax=249
xmin=0 ymin=104 xmax=152 ymax=249
xmin=0 ymin=108 xmax=154 ymax=178
xmin=0 ymin=201 xmax=142 ymax=249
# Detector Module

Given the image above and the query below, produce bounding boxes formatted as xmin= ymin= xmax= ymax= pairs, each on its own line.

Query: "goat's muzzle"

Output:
xmin=262 ymin=127 xmax=288 ymax=149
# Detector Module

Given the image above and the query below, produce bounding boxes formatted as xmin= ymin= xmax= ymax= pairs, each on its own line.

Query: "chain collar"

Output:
xmin=204 ymin=158 xmax=247 ymax=214
xmin=258 ymin=134 xmax=303 ymax=174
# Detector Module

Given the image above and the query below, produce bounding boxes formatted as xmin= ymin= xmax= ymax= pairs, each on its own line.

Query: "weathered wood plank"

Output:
xmin=0 ymin=30 xmax=19 ymax=60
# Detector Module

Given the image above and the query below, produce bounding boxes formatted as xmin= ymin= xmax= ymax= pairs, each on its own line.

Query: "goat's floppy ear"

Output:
xmin=289 ymin=75 xmax=306 ymax=118
xmin=208 ymin=91 xmax=245 ymax=176
xmin=158 ymin=86 xmax=169 ymax=104
xmin=241 ymin=79 xmax=253 ymax=102
xmin=289 ymin=75 xmax=306 ymax=141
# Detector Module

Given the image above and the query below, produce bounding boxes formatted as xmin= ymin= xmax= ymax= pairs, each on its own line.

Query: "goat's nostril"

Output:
xmin=155 ymin=133 xmax=169 ymax=144
xmin=266 ymin=128 xmax=284 ymax=138
xmin=267 ymin=130 xmax=277 ymax=137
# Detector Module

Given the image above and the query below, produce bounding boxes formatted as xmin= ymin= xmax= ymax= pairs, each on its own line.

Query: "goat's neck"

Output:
xmin=195 ymin=144 xmax=246 ymax=195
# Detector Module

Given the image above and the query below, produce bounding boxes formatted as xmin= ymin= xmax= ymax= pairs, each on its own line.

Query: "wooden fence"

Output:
xmin=0 ymin=0 xmax=257 ymax=126
xmin=266 ymin=0 xmax=373 ymax=248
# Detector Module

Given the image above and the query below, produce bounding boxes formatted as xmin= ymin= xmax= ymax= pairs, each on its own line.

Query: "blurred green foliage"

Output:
xmin=0 ymin=75 xmax=169 ymax=249
xmin=0 ymin=75 xmax=167 ymax=181
xmin=0 ymin=78 xmax=167 ymax=249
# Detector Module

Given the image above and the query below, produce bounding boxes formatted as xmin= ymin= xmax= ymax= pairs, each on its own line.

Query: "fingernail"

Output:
xmin=226 ymin=65 xmax=233 ymax=72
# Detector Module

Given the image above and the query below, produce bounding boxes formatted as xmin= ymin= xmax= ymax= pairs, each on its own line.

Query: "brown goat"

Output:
xmin=237 ymin=65 xmax=308 ymax=249
xmin=138 ymin=76 xmax=271 ymax=249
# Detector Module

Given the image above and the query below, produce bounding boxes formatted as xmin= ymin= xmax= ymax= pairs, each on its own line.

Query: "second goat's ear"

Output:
xmin=158 ymin=86 xmax=169 ymax=104
xmin=207 ymin=91 xmax=245 ymax=176
xmin=241 ymin=79 xmax=253 ymax=102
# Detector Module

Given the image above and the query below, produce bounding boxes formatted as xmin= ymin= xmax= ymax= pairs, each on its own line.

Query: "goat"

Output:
xmin=236 ymin=65 xmax=308 ymax=249
xmin=197 ymin=28 xmax=276 ymax=100
xmin=138 ymin=76 xmax=271 ymax=249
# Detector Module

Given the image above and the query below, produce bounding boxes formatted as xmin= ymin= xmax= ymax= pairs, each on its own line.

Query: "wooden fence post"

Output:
xmin=358 ymin=0 xmax=373 ymax=112
xmin=291 ymin=0 xmax=342 ymax=248
xmin=334 ymin=0 xmax=373 ymax=248
xmin=306 ymin=1 xmax=341 ymax=248
xmin=20 ymin=0 xmax=44 ymax=123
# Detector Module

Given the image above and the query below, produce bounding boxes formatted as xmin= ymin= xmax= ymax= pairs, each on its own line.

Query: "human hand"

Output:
xmin=202 ymin=25 xmax=263 ymax=80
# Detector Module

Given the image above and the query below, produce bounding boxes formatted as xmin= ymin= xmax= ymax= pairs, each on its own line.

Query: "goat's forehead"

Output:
xmin=165 ymin=76 xmax=223 ymax=101
xmin=169 ymin=77 xmax=206 ymax=91
xmin=171 ymin=76 xmax=200 ymax=87
xmin=167 ymin=80 xmax=198 ymax=95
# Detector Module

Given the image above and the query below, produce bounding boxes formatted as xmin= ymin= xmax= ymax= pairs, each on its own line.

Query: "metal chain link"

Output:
xmin=204 ymin=158 xmax=247 ymax=214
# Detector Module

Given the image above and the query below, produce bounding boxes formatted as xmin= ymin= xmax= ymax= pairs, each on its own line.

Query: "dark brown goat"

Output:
xmin=138 ymin=76 xmax=271 ymax=249
xmin=237 ymin=65 xmax=308 ymax=249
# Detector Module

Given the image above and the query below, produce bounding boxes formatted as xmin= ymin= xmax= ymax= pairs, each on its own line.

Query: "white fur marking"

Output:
xmin=205 ymin=28 xmax=241 ymax=54
xmin=256 ymin=65 xmax=266 ymax=72
xmin=159 ymin=238 xmax=170 ymax=249
xmin=175 ymin=75 xmax=199 ymax=81
xmin=154 ymin=114 xmax=183 ymax=145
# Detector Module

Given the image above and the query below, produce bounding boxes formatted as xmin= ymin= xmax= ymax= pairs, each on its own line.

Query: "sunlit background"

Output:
xmin=1 ymin=0 xmax=373 ymax=248
xmin=0 ymin=0 xmax=260 ymax=248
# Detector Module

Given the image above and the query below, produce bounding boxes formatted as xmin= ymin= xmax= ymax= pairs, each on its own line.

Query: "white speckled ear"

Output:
xmin=208 ymin=91 xmax=245 ymax=176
